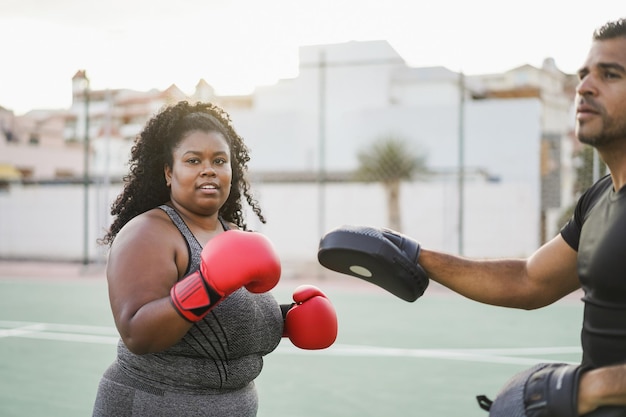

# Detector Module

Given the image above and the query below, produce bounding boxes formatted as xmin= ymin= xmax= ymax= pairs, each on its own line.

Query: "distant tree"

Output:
xmin=556 ymin=145 xmax=607 ymax=230
xmin=355 ymin=135 xmax=427 ymax=232
xmin=574 ymin=145 xmax=607 ymax=195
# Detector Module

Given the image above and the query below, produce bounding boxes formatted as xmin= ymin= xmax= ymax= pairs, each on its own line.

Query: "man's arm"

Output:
xmin=579 ymin=365 xmax=626 ymax=414
xmin=418 ymin=234 xmax=581 ymax=309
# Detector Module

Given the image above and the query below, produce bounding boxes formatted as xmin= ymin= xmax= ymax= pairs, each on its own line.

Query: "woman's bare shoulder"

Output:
xmin=107 ymin=208 xmax=188 ymax=285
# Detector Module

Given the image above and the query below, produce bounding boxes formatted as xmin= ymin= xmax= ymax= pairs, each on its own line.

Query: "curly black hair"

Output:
xmin=100 ymin=101 xmax=265 ymax=245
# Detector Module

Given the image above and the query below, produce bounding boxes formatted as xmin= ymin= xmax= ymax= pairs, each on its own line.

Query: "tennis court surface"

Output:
xmin=0 ymin=261 xmax=584 ymax=416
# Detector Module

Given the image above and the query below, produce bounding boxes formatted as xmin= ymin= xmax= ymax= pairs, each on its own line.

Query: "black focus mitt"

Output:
xmin=478 ymin=363 xmax=626 ymax=417
xmin=317 ymin=225 xmax=429 ymax=302
xmin=478 ymin=363 xmax=580 ymax=417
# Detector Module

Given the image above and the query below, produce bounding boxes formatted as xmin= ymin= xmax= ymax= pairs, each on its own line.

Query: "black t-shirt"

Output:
xmin=561 ymin=174 xmax=626 ymax=369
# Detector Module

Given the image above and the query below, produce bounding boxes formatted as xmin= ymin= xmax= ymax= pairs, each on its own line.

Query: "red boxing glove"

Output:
xmin=171 ymin=230 xmax=281 ymax=322
xmin=283 ymin=285 xmax=338 ymax=349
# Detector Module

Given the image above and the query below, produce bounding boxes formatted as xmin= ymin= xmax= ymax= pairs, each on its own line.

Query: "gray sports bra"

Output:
xmin=114 ymin=205 xmax=283 ymax=393
xmin=159 ymin=204 xmax=230 ymax=276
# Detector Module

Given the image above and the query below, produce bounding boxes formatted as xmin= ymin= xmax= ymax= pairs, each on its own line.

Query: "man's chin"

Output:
xmin=578 ymin=135 xmax=598 ymax=146
xmin=576 ymin=125 xmax=601 ymax=146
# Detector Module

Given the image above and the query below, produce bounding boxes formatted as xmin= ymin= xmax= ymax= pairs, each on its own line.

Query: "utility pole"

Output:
xmin=457 ymin=71 xmax=465 ymax=256
xmin=317 ymin=50 xmax=327 ymax=241
xmin=82 ymin=73 xmax=90 ymax=266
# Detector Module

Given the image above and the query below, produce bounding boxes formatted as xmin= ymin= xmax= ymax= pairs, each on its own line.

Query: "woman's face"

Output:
xmin=164 ymin=130 xmax=232 ymax=217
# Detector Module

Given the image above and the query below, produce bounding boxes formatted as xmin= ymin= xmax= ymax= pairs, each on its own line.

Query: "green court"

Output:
xmin=0 ymin=268 xmax=584 ymax=416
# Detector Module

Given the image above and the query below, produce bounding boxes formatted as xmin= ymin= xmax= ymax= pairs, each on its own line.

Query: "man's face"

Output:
xmin=575 ymin=37 xmax=626 ymax=147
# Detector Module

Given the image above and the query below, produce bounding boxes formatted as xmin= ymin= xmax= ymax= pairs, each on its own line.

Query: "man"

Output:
xmin=319 ymin=17 xmax=626 ymax=415
xmin=421 ymin=18 xmax=626 ymax=415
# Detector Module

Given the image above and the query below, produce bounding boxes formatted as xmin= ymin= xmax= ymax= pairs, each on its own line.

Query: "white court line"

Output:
xmin=0 ymin=323 xmax=47 ymax=338
xmin=0 ymin=320 xmax=119 ymax=344
xmin=276 ymin=344 xmax=581 ymax=365
xmin=0 ymin=320 xmax=581 ymax=365
xmin=15 ymin=331 xmax=119 ymax=345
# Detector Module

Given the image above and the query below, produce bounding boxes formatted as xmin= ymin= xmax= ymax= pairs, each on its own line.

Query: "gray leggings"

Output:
xmin=92 ymin=363 xmax=258 ymax=417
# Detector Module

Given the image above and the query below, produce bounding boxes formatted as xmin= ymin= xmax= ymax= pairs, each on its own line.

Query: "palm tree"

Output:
xmin=355 ymin=135 xmax=427 ymax=232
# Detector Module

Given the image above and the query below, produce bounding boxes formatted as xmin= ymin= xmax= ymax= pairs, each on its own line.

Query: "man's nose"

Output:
xmin=576 ymin=74 xmax=598 ymax=97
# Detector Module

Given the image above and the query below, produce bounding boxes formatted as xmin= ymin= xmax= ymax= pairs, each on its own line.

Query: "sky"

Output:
xmin=0 ymin=0 xmax=623 ymax=115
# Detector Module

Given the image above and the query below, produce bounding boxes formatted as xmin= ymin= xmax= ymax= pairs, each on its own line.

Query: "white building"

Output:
xmin=0 ymin=40 xmax=580 ymax=263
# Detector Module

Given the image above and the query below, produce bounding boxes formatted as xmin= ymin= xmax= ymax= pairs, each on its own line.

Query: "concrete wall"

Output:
xmin=0 ymin=178 xmax=540 ymax=267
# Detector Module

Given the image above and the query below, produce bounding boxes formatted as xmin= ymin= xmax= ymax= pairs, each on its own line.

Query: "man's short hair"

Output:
xmin=593 ymin=18 xmax=626 ymax=40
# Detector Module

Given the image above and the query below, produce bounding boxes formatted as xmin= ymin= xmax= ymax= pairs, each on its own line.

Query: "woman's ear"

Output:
xmin=164 ymin=164 xmax=172 ymax=187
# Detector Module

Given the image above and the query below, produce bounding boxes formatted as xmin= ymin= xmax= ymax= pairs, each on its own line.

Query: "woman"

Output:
xmin=93 ymin=101 xmax=337 ymax=417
